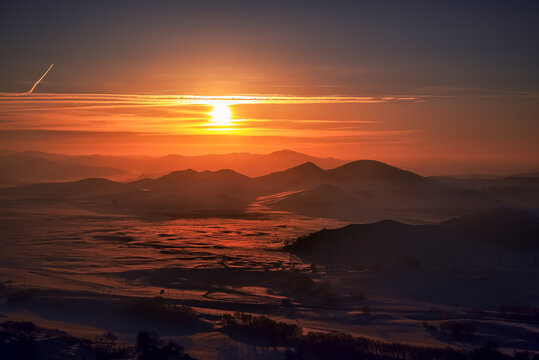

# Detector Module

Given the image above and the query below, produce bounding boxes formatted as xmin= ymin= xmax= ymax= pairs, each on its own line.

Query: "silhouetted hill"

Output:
xmin=326 ymin=160 xmax=425 ymax=183
xmin=1 ymin=159 xmax=534 ymax=220
xmin=0 ymin=167 xmax=258 ymax=216
xmin=254 ymin=159 xmax=434 ymax=194
xmin=285 ymin=219 xmax=425 ymax=255
xmin=102 ymin=169 xmax=255 ymax=216
xmin=254 ymin=162 xmax=325 ymax=192
xmin=262 ymin=161 xmax=499 ymax=221
xmin=285 ymin=208 xmax=539 ymax=265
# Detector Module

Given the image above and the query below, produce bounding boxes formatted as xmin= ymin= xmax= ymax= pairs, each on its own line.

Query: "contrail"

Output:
xmin=27 ymin=63 xmax=54 ymax=94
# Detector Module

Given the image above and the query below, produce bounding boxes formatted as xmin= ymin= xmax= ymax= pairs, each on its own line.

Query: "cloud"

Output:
xmin=0 ymin=92 xmax=417 ymax=105
xmin=0 ymin=92 xmax=419 ymax=148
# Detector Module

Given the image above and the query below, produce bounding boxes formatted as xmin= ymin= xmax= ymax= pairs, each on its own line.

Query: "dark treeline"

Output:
xmin=2 ymin=315 xmax=537 ymax=360
xmin=0 ymin=320 xmax=196 ymax=360
xmin=220 ymin=313 xmax=539 ymax=360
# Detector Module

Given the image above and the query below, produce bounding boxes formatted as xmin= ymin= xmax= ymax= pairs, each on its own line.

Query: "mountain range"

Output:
xmin=0 ymin=149 xmax=348 ymax=187
xmin=0 ymin=153 xmax=127 ymax=187
xmin=2 ymin=158 xmax=538 ymax=222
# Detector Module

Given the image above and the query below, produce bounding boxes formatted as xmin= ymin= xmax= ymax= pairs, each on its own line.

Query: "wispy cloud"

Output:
xmin=0 ymin=92 xmax=417 ymax=104
xmin=0 ymin=92 xmax=417 ymax=132
xmin=0 ymin=91 xmax=420 ymax=155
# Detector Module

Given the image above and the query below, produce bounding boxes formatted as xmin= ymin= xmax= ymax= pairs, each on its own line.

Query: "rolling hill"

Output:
xmin=285 ymin=208 xmax=539 ymax=265
xmin=0 ymin=159 xmax=535 ymax=221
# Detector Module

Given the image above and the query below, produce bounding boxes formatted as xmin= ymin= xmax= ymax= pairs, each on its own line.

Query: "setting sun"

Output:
xmin=209 ymin=103 xmax=233 ymax=126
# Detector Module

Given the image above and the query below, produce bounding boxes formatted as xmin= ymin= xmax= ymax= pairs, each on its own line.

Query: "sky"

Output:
xmin=0 ymin=0 xmax=538 ymax=174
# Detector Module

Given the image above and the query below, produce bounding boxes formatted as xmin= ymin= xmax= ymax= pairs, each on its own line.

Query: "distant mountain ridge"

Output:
xmin=3 ymin=158 xmax=421 ymax=196
xmin=0 ymin=154 xmax=127 ymax=187
xmin=0 ymin=149 xmax=348 ymax=187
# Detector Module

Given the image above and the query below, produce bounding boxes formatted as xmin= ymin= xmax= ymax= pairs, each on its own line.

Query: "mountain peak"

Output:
xmin=269 ymin=149 xmax=305 ymax=157
xmin=329 ymin=160 xmax=423 ymax=180
xmin=255 ymin=161 xmax=324 ymax=185
xmin=162 ymin=168 xmax=197 ymax=176
xmin=289 ymin=161 xmax=323 ymax=172
xmin=154 ymin=168 xmax=248 ymax=183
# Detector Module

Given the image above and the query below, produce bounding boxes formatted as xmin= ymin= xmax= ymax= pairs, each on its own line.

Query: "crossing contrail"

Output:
xmin=27 ymin=63 xmax=54 ymax=94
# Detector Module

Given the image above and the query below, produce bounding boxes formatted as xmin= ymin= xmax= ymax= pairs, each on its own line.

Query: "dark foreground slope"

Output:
xmin=283 ymin=208 xmax=539 ymax=326
xmin=285 ymin=208 xmax=539 ymax=265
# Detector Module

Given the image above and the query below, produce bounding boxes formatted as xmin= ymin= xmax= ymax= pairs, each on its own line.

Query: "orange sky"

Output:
xmin=1 ymin=2 xmax=538 ymax=175
xmin=0 ymin=92 xmax=538 ymax=175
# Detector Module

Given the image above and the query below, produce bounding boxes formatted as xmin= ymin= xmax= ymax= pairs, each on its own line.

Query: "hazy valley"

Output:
xmin=1 ymin=151 xmax=538 ymax=359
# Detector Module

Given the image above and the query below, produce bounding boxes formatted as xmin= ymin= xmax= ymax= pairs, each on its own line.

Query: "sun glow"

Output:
xmin=209 ymin=103 xmax=233 ymax=127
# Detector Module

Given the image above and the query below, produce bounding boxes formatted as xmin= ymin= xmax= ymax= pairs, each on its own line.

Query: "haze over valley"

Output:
xmin=1 ymin=150 xmax=538 ymax=359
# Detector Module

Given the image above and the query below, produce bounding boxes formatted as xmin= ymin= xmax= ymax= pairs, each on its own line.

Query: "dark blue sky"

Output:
xmin=1 ymin=0 xmax=538 ymax=95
